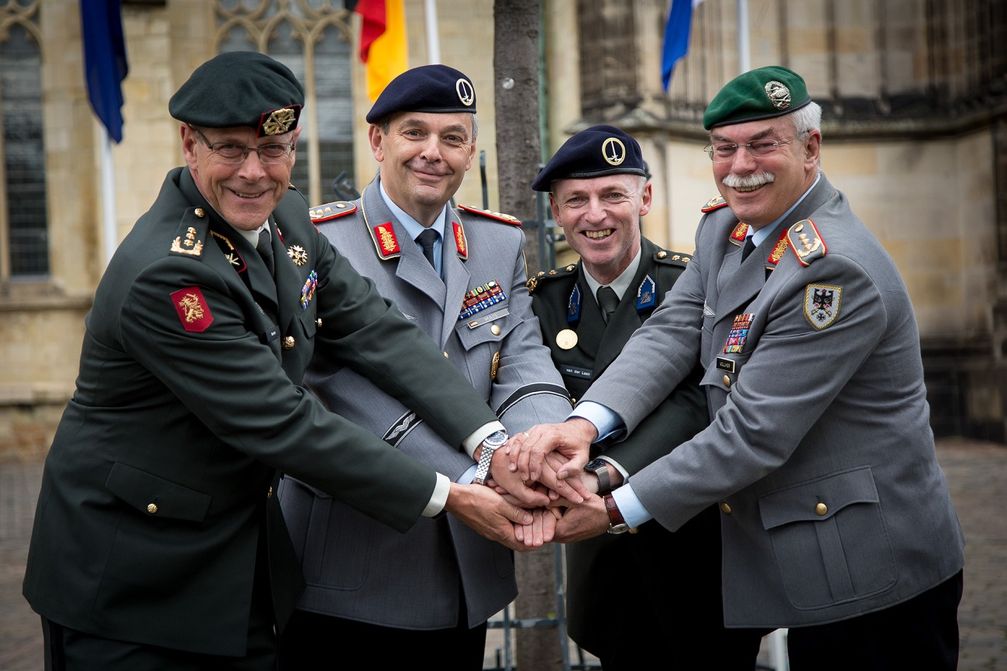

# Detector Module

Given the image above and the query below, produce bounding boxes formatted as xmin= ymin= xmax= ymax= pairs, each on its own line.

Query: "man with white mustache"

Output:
xmin=277 ymin=64 xmax=573 ymax=669
xmin=511 ymin=66 xmax=965 ymax=670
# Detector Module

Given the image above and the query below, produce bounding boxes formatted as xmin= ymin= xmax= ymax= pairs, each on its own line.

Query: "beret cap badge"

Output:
xmin=456 ymin=78 xmax=475 ymax=107
xmin=763 ymin=81 xmax=792 ymax=110
xmin=602 ymin=137 xmax=627 ymax=166
xmin=261 ymin=106 xmax=297 ymax=136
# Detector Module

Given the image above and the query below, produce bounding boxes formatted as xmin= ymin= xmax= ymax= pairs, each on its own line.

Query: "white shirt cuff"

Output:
xmin=612 ymin=483 xmax=653 ymax=529
xmin=569 ymin=402 xmax=623 ymax=441
xmin=422 ymin=472 xmax=451 ymax=517
xmin=462 ymin=421 xmax=506 ymax=459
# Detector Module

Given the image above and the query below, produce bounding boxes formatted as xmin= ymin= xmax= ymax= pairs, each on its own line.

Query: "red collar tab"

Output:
xmin=729 ymin=222 xmax=749 ymax=246
xmin=765 ymin=227 xmax=790 ymax=268
xmin=452 ymin=220 xmax=468 ymax=260
xmin=370 ymin=222 xmax=401 ymax=259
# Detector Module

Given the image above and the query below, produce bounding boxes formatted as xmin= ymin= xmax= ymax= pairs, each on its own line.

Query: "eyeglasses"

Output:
xmin=189 ymin=126 xmax=295 ymax=165
xmin=704 ymin=137 xmax=796 ymax=162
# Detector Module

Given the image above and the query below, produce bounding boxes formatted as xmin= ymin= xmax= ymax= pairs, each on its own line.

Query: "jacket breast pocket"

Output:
xmin=105 ymin=462 xmax=212 ymax=523
xmin=758 ymin=466 xmax=897 ymax=610
xmin=454 ymin=307 xmax=515 ymax=352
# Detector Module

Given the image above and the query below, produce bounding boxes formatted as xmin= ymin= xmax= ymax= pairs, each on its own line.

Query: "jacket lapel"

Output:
xmin=440 ymin=208 xmax=471 ymax=347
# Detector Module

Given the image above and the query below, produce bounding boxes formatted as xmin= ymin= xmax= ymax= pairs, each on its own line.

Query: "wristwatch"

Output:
xmin=604 ymin=493 xmax=636 ymax=535
xmin=584 ymin=458 xmax=612 ymax=494
xmin=473 ymin=430 xmax=508 ymax=485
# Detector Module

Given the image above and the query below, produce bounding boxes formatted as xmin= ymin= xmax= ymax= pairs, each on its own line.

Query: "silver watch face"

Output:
xmin=483 ymin=430 xmax=508 ymax=448
xmin=585 ymin=458 xmax=606 ymax=472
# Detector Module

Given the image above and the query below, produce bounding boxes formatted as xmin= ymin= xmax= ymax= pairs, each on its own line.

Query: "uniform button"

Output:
xmin=267 ymin=486 xmax=274 ymax=498
xmin=722 ymin=374 xmax=731 ymax=387
xmin=146 ymin=503 xmax=158 ymax=514
xmin=316 ymin=318 xmax=323 ymax=328
xmin=566 ymin=264 xmax=576 ymax=271
xmin=282 ymin=336 xmax=295 ymax=350
xmin=815 ymin=502 xmax=828 ymax=516
xmin=656 ymin=250 xmax=668 ymax=259
xmin=443 ymin=351 xmax=449 ymax=358
xmin=194 ymin=208 xmax=205 ymax=218
xmin=719 ymin=502 xmax=732 ymax=514
xmin=490 ymin=324 xmax=501 ymax=336
xmin=548 ymin=270 xmax=557 ymax=275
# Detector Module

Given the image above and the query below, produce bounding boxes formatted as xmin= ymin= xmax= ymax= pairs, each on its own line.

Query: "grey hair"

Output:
xmin=788 ymin=101 xmax=822 ymax=136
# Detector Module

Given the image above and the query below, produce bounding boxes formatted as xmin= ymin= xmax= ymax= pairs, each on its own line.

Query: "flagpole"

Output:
xmin=100 ymin=128 xmax=117 ymax=266
xmin=737 ymin=0 xmax=750 ymax=73
xmin=424 ymin=0 xmax=440 ymax=63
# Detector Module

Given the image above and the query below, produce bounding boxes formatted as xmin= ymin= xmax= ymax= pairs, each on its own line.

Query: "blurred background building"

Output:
xmin=0 ymin=0 xmax=1004 ymax=457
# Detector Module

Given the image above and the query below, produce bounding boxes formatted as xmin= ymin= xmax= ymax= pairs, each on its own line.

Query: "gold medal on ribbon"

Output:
xmin=556 ymin=329 xmax=578 ymax=350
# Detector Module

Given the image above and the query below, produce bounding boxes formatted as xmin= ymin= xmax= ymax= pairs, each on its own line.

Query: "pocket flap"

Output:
xmin=759 ymin=466 xmax=880 ymax=530
xmin=105 ymin=462 xmax=212 ymax=522
xmin=454 ymin=307 xmax=515 ymax=351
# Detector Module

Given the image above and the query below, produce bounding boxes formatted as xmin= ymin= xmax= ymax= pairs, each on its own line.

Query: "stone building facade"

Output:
xmin=0 ymin=0 xmax=1003 ymax=457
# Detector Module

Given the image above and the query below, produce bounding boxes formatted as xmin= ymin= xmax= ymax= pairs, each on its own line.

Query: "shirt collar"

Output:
xmin=750 ymin=172 xmax=821 ymax=247
xmin=582 ymin=245 xmax=643 ymax=302
xmin=379 ymin=180 xmax=448 ymax=242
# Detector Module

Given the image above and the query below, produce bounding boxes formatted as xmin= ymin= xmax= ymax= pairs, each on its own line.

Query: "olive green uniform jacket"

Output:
xmin=22 ymin=167 xmax=496 ymax=657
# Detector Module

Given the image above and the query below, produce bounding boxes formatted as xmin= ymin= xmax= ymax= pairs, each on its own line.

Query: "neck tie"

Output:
xmin=596 ymin=286 xmax=619 ymax=324
xmin=256 ymin=228 xmax=275 ymax=275
xmin=741 ymin=235 xmax=756 ymax=262
xmin=416 ymin=228 xmax=439 ymax=268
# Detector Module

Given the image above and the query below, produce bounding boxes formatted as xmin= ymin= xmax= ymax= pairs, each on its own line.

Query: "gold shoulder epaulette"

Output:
xmin=701 ymin=195 xmax=728 ymax=213
xmin=526 ymin=264 xmax=576 ymax=294
xmin=168 ymin=207 xmax=209 ymax=258
xmin=654 ymin=249 xmax=692 ymax=266
xmin=309 ymin=201 xmax=358 ymax=224
xmin=457 ymin=204 xmax=522 ymax=227
xmin=787 ymin=218 xmax=827 ymax=267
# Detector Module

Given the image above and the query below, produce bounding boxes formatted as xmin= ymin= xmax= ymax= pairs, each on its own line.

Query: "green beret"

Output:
xmin=169 ymin=51 xmax=304 ymax=137
xmin=703 ymin=66 xmax=811 ymax=130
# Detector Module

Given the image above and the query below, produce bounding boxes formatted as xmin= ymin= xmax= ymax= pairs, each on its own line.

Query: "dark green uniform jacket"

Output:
xmin=531 ymin=238 xmax=723 ymax=659
xmin=22 ymin=167 xmax=496 ymax=657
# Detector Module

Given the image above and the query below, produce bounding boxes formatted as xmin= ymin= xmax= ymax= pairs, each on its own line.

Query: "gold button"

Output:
xmin=566 ymin=264 xmax=576 ymax=271
xmin=722 ymin=374 xmax=731 ymax=387
xmin=282 ymin=336 xmax=296 ymax=350
xmin=683 ymin=257 xmax=689 ymax=263
xmin=672 ymin=254 xmax=681 ymax=260
xmin=815 ymin=502 xmax=828 ymax=516
xmin=336 ymin=202 xmax=346 ymax=208
xmin=537 ymin=271 xmax=545 ymax=277
xmin=443 ymin=351 xmax=449 ymax=358
xmin=656 ymin=250 xmax=667 ymax=259
xmin=316 ymin=318 xmax=323 ymax=328
xmin=267 ymin=486 xmax=274 ymax=498
xmin=146 ymin=503 xmax=158 ymax=514
xmin=719 ymin=502 xmax=732 ymax=514
xmin=548 ymin=270 xmax=557 ymax=275
xmin=795 ymin=223 xmax=805 ymax=232
xmin=490 ymin=324 xmax=501 ymax=336
xmin=194 ymin=208 xmax=205 ymax=218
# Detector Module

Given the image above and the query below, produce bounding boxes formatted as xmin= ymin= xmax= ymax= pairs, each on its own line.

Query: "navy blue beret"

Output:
xmin=366 ymin=64 xmax=476 ymax=123
xmin=169 ymin=51 xmax=304 ymax=137
xmin=532 ymin=125 xmax=647 ymax=191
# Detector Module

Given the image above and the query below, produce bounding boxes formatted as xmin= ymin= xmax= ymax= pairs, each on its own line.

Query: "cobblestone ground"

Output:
xmin=3 ymin=439 xmax=1005 ymax=670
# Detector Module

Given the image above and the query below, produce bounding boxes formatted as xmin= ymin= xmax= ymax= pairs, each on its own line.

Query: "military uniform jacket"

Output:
xmin=530 ymin=238 xmax=710 ymax=651
xmin=278 ymin=177 xmax=571 ymax=629
xmin=22 ymin=167 xmax=498 ymax=656
xmin=582 ymin=175 xmax=965 ymax=627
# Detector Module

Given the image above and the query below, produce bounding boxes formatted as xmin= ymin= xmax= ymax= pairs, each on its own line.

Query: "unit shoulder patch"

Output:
xmin=654 ymin=249 xmax=692 ymax=267
xmin=787 ymin=218 xmax=827 ymax=267
xmin=701 ymin=195 xmax=728 ymax=213
xmin=526 ymin=264 xmax=577 ymax=294
xmin=803 ymin=283 xmax=842 ymax=330
xmin=457 ymin=204 xmax=522 ymax=226
xmin=309 ymin=201 xmax=358 ymax=224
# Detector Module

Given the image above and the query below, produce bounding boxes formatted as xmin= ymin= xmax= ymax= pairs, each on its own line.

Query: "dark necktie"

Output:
xmin=741 ymin=235 xmax=756 ymax=262
xmin=596 ymin=286 xmax=619 ymax=323
xmin=416 ymin=228 xmax=439 ymax=268
xmin=256 ymin=228 xmax=275 ymax=275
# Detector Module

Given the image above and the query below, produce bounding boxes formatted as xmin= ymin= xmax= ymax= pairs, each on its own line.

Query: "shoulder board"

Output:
xmin=309 ymin=201 xmax=358 ymax=224
xmin=701 ymin=195 xmax=728 ymax=213
xmin=526 ymin=263 xmax=577 ymax=294
xmin=457 ymin=204 xmax=522 ymax=227
xmin=787 ymin=218 xmax=828 ymax=267
xmin=653 ymin=249 xmax=692 ymax=267
xmin=168 ymin=208 xmax=210 ymax=259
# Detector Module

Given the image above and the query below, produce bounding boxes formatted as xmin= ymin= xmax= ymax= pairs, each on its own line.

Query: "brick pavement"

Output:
xmin=2 ymin=440 xmax=1005 ymax=670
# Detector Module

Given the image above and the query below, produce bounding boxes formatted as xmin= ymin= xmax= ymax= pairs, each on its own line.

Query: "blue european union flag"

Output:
xmin=80 ymin=0 xmax=129 ymax=143
xmin=661 ymin=0 xmax=699 ymax=92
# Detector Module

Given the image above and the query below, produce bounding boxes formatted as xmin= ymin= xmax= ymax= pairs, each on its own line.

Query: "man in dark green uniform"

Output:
xmin=528 ymin=126 xmax=762 ymax=669
xmin=22 ymin=51 xmax=530 ymax=671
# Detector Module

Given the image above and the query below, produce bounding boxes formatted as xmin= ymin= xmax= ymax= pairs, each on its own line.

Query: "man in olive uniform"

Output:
xmin=517 ymin=67 xmax=965 ymax=670
xmin=22 ymin=52 xmax=532 ymax=671
xmin=528 ymin=125 xmax=762 ymax=669
xmin=278 ymin=65 xmax=573 ymax=670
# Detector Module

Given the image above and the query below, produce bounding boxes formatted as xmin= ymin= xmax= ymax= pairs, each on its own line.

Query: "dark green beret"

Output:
xmin=169 ymin=51 xmax=304 ymax=137
xmin=703 ymin=66 xmax=811 ymax=130
xmin=366 ymin=64 xmax=476 ymax=123
xmin=532 ymin=125 xmax=646 ymax=191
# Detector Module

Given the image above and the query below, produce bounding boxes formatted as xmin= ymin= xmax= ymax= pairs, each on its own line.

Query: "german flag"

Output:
xmin=351 ymin=0 xmax=408 ymax=101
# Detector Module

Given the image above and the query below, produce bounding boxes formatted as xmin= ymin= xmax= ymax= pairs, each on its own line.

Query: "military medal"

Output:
xmin=300 ymin=270 xmax=318 ymax=310
xmin=556 ymin=328 xmax=578 ymax=350
xmin=458 ymin=280 xmax=507 ymax=321
xmin=723 ymin=313 xmax=754 ymax=353
xmin=287 ymin=244 xmax=308 ymax=266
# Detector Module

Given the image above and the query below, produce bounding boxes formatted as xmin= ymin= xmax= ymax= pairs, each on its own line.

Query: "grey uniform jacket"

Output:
xmin=581 ymin=175 xmax=965 ymax=628
xmin=279 ymin=177 xmax=571 ymax=629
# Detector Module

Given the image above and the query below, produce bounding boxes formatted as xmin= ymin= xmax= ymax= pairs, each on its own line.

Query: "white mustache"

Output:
xmin=723 ymin=171 xmax=775 ymax=189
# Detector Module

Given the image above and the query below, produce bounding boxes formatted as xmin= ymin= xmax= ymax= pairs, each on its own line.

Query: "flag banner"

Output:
xmin=661 ymin=0 xmax=702 ymax=92
xmin=81 ymin=0 xmax=129 ymax=143
xmin=355 ymin=0 xmax=408 ymax=101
